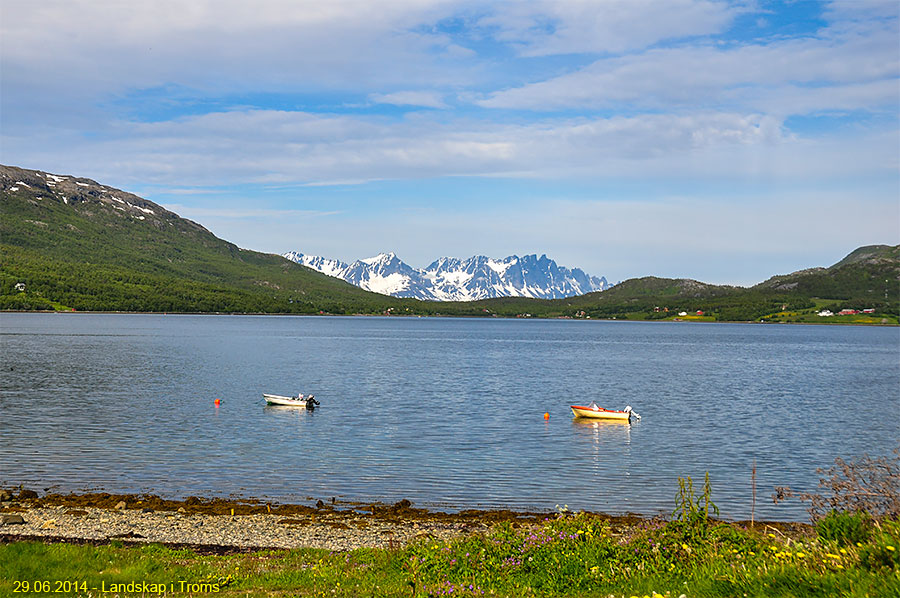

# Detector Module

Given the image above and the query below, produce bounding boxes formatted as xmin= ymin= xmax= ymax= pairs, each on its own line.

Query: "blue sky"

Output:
xmin=1 ymin=0 xmax=898 ymax=285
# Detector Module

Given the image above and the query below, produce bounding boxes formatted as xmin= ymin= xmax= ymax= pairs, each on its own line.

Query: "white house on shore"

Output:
xmin=817 ymin=310 xmax=834 ymax=317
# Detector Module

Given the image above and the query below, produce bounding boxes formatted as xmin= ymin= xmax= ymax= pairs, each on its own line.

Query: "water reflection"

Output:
xmin=572 ymin=419 xmax=632 ymax=446
xmin=262 ymin=405 xmax=316 ymax=416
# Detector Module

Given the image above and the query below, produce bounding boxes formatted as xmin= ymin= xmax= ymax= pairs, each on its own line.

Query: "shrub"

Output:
xmin=816 ymin=510 xmax=872 ymax=546
xmin=774 ymin=446 xmax=900 ymax=522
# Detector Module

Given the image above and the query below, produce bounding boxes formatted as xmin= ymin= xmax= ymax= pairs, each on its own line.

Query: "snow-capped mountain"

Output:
xmin=283 ymin=251 xmax=612 ymax=301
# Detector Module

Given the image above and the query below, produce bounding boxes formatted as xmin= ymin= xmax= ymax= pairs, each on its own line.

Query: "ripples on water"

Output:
xmin=1 ymin=313 xmax=897 ymax=521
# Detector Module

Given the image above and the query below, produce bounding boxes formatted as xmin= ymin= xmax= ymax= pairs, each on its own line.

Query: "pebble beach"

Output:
xmin=0 ymin=490 xmax=544 ymax=553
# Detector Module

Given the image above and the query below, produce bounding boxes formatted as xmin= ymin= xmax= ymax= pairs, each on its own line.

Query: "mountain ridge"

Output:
xmin=283 ymin=250 xmax=611 ymax=301
xmin=1 ymin=164 xmax=896 ymax=322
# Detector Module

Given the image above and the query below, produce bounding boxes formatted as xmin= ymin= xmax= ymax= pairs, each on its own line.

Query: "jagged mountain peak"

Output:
xmin=361 ymin=251 xmax=398 ymax=265
xmin=284 ymin=250 xmax=612 ymax=301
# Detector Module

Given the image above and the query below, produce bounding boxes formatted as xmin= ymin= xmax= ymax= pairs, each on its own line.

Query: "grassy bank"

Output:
xmin=3 ymin=511 xmax=897 ymax=597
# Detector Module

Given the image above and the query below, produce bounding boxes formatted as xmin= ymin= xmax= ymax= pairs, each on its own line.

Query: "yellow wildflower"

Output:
xmin=887 ymin=546 xmax=896 ymax=552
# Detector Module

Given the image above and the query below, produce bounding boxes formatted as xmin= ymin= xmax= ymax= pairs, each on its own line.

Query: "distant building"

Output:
xmin=14 ymin=282 xmax=25 ymax=292
xmin=696 ymin=310 xmax=704 ymax=316
xmin=678 ymin=311 xmax=688 ymax=316
xmin=863 ymin=308 xmax=876 ymax=314
xmin=817 ymin=310 xmax=833 ymax=317
xmin=838 ymin=309 xmax=859 ymax=315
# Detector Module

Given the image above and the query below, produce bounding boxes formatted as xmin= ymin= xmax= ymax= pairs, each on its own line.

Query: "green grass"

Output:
xmin=2 ymin=515 xmax=897 ymax=597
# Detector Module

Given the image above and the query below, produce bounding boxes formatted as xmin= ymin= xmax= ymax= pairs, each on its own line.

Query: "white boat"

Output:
xmin=263 ymin=393 xmax=317 ymax=408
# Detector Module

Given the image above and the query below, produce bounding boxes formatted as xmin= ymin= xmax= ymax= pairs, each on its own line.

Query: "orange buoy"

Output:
xmin=214 ymin=398 xmax=221 ymax=407
xmin=544 ymin=412 xmax=550 ymax=420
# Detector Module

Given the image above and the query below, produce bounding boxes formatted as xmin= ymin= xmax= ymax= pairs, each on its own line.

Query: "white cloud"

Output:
xmin=476 ymin=0 xmax=900 ymax=121
xmin=6 ymin=107 xmax=897 ymax=191
xmin=370 ymin=91 xmax=448 ymax=108
xmin=161 ymin=204 xmax=341 ymax=220
xmin=1 ymin=109 xmax=810 ymax=187
xmin=476 ymin=0 xmax=737 ymax=56
xmin=0 ymin=0 xmax=469 ymax=109
xmin=479 ymin=22 xmax=899 ymax=115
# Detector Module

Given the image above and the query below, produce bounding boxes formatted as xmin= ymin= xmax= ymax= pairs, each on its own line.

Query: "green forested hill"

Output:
xmin=754 ymin=245 xmax=900 ymax=305
xmin=1 ymin=165 xmax=897 ymax=322
xmin=0 ymin=165 xmax=406 ymax=313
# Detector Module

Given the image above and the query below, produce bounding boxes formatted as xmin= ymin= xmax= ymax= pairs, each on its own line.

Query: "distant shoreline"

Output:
xmin=1 ymin=309 xmax=897 ymax=326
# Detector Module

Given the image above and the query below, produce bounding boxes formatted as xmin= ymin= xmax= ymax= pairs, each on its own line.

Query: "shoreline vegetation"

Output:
xmin=2 ymin=483 xmax=897 ymax=597
xmin=2 ymin=309 xmax=897 ymax=327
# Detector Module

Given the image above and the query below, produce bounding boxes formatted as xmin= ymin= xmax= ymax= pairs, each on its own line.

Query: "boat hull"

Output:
xmin=570 ymin=405 xmax=632 ymax=421
xmin=263 ymin=394 xmax=309 ymax=407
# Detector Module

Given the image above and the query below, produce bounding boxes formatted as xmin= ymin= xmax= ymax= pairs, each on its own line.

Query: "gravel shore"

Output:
xmin=0 ymin=490 xmax=810 ymax=553
xmin=0 ymin=491 xmax=543 ymax=552
xmin=1 ymin=505 xmax=489 ymax=552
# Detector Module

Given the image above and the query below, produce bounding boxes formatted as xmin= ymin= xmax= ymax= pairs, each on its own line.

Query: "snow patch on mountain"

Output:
xmin=284 ymin=251 xmax=612 ymax=301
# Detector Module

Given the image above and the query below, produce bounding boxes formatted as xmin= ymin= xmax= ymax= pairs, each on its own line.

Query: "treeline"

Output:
xmin=0 ymin=247 xmax=398 ymax=314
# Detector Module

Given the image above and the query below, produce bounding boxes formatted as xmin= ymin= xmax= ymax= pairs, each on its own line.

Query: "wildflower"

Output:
xmin=839 ymin=548 xmax=848 ymax=554
xmin=825 ymin=553 xmax=840 ymax=559
xmin=887 ymin=546 xmax=896 ymax=552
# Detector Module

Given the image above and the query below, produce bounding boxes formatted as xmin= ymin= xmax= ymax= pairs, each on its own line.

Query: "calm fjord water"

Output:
xmin=1 ymin=313 xmax=897 ymax=521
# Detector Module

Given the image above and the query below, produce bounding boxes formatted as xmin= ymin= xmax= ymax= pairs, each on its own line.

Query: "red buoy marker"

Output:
xmin=544 ymin=412 xmax=549 ymax=420
xmin=214 ymin=398 xmax=221 ymax=407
